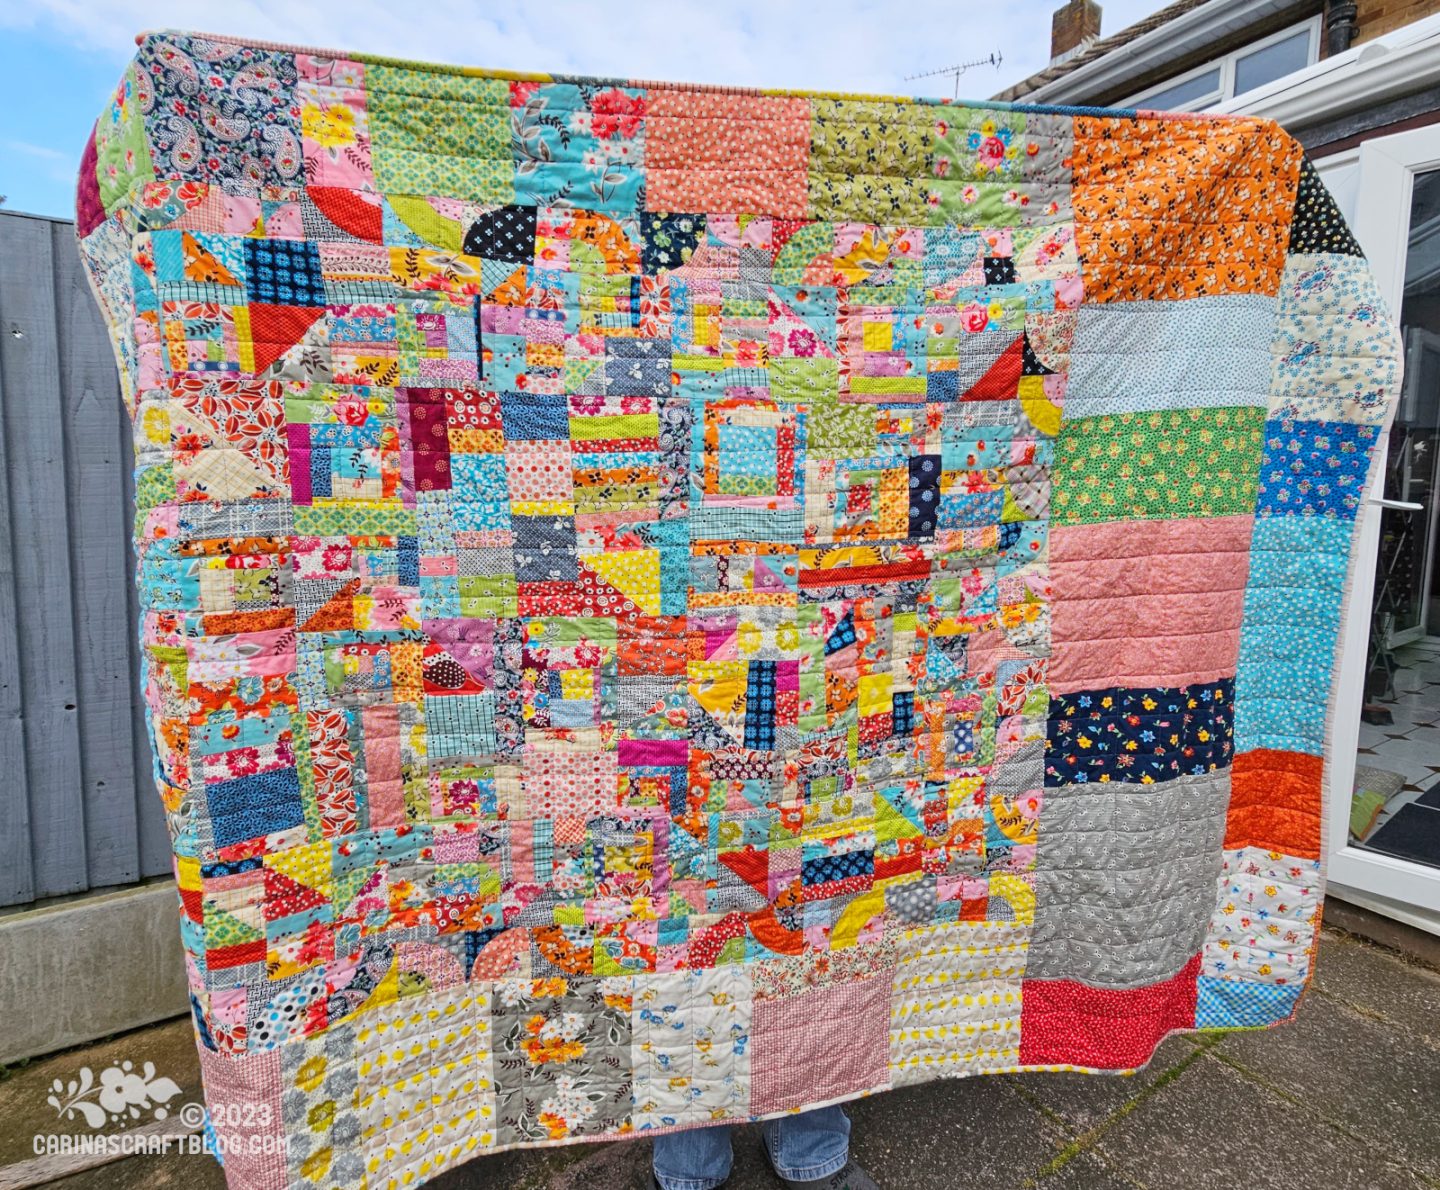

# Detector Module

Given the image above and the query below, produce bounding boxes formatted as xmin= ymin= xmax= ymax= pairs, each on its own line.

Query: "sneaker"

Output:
xmin=763 ymin=1144 xmax=880 ymax=1190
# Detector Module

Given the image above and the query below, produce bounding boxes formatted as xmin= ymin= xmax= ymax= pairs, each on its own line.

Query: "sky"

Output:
xmin=0 ymin=0 xmax=1168 ymax=218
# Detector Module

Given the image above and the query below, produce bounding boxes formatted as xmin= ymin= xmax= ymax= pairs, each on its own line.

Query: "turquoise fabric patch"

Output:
xmin=1234 ymin=514 xmax=1352 ymax=755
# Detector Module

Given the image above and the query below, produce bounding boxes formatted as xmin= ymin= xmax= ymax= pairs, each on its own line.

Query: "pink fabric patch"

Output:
xmin=1019 ymin=952 xmax=1202 ymax=1069
xmin=645 ymin=90 xmax=809 ymax=219
xmin=396 ymin=939 xmax=466 ymax=990
xmin=296 ymin=55 xmax=375 ymax=191
xmin=286 ymin=423 xmax=313 ymax=505
xmin=471 ymin=927 xmax=531 ymax=979
xmin=1049 ymin=515 xmax=1253 ymax=693
xmin=362 ymin=703 xmax=405 ymax=827
xmin=522 ymin=749 xmax=620 ymax=817
xmin=197 ymin=1044 xmax=287 ymax=1189
xmin=617 ymin=738 xmax=688 ymax=767
xmin=75 ymin=130 xmax=104 ymax=238
xmin=750 ymin=975 xmax=890 ymax=1114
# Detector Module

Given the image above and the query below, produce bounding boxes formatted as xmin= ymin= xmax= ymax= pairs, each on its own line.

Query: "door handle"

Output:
xmin=1372 ymin=497 xmax=1426 ymax=511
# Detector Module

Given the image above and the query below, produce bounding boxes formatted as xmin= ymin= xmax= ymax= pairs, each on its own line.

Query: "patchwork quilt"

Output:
xmin=77 ymin=29 xmax=1401 ymax=1188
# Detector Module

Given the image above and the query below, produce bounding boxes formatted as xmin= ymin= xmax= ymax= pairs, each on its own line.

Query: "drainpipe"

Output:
xmin=1326 ymin=0 xmax=1358 ymax=54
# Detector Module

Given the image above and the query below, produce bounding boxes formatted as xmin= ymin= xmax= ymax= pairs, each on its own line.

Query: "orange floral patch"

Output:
xmin=1072 ymin=115 xmax=1300 ymax=302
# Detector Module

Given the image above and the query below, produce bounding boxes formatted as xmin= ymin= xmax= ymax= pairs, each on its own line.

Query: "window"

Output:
xmin=1123 ymin=17 xmax=1322 ymax=112
xmin=1233 ymin=26 xmax=1313 ymax=94
xmin=1141 ymin=67 xmax=1223 ymax=111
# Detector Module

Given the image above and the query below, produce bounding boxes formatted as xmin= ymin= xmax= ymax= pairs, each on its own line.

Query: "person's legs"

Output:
xmin=651 ymin=1122 xmax=735 ymax=1190
xmin=652 ymin=1107 xmax=878 ymax=1190
xmin=762 ymin=1106 xmax=852 ymax=1184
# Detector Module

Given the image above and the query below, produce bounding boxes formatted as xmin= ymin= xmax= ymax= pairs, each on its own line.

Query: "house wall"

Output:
xmin=1092 ymin=0 xmax=1440 ymax=108
xmin=1354 ymin=0 xmax=1440 ymax=44
xmin=1000 ymin=0 xmax=1440 ymax=108
xmin=1083 ymin=2 xmax=1324 ymax=106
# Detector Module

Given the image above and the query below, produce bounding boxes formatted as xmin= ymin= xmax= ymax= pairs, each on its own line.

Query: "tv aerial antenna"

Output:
xmin=905 ymin=52 xmax=1004 ymax=99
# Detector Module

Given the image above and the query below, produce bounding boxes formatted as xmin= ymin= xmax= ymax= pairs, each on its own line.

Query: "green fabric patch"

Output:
xmin=808 ymin=99 xmax=934 ymax=224
xmin=1052 ymin=406 xmax=1266 ymax=525
xmin=95 ymin=63 xmax=156 ymax=214
xmin=368 ymin=66 xmax=514 ymax=203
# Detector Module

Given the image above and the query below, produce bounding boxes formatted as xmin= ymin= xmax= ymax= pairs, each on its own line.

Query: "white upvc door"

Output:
xmin=1322 ymin=123 xmax=1440 ymax=917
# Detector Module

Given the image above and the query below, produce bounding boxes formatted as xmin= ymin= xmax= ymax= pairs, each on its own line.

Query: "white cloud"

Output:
xmin=3 ymin=139 xmax=78 ymax=185
xmin=2 ymin=0 xmax=1168 ymax=100
xmin=5 ymin=139 xmax=69 ymax=162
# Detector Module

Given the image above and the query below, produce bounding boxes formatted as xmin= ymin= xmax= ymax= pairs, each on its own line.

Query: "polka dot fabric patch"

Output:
xmin=76 ymin=29 xmax=1401 ymax=1185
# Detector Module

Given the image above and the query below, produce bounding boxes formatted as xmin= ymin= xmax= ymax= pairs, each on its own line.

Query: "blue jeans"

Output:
xmin=652 ymin=1106 xmax=851 ymax=1189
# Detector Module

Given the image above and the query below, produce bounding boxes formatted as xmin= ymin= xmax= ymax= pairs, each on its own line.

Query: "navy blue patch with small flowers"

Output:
xmin=1045 ymin=681 xmax=1234 ymax=786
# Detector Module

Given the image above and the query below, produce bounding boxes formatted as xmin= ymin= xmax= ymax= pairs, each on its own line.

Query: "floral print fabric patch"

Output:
xmin=76 ymin=30 xmax=1400 ymax=1188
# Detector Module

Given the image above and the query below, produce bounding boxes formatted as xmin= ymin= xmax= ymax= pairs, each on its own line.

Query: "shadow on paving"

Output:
xmin=4 ymin=929 xmax=1435 ymax=1190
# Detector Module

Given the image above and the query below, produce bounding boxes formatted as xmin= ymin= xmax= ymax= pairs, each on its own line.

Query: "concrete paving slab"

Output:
xmin=1093 ymin=1053 xmax=1429 ymax=1190
xmin=0 ymin=1016 xmax=200 ymax=1169
xmin=845 ymin=1077 xmax=1072 ymax=1190
xmin=1005 ymin=1031 xmax=1201 ymax=1132
xmin=430 ymin=1129 xmax=649 ymax=1190
xmin=1311 ymin=934 xmax=1440 ymax=1049
xmin=1215 ymin=987 xmax=1440 ymax=1181
xmin=1035 ymin=1149 xmax=1142 ymax=1190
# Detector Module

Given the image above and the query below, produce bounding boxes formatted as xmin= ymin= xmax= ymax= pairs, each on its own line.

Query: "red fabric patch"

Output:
xmin=1019 ymin=952 xmax=1201 ymax=1069
xmin=964 ymin=335 xmax=1024 ymax=400
xmin=1226 ymin=748 xmax=1323 ymax=859
xmin=308 ymin=185 xmax=384 ymax=243
xmin=718 ymin=844 xmax=770 ymax=896
xmin=178 ymin=884 xmax=204 ymax=923
xmin=208 ymin=940 xmax=267 ymax=969
xmin=248 ymin=303 xmax=325 ymax=373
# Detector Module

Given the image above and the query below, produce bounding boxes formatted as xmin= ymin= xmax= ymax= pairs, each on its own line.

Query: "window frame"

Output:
xmin=1121 ymin=15 xmax=1323 ymax=112
xmin=1324 ymin=125 xmax=1440 ymax=916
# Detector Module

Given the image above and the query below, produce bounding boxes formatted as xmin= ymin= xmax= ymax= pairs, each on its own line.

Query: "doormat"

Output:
xmin=75 ymin=30 xmax=1401 ymax=1187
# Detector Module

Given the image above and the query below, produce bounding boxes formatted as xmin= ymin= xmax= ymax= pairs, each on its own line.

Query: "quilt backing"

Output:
xmin=76 ymin=30 xmax=1401 ymax=1189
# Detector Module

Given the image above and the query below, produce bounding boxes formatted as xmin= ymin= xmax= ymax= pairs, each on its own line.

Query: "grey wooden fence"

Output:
xmin=0 ymin=209 xmax=170 ymax=907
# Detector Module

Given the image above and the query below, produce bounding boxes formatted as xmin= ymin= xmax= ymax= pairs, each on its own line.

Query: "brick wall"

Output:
xmin=1352 ymin=0 xmax=1440 ymax=44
